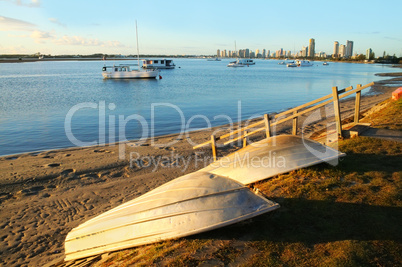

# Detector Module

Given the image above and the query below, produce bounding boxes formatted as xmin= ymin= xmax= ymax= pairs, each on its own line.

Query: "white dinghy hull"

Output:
xmin=202 ymin=135 xmax=345 ymax=185
xmin=65 ymin=172 xmax=279 ymax=261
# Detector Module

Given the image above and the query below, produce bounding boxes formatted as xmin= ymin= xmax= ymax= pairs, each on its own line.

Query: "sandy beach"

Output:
xmin=0 ymin=72 xmax=401 ymax=266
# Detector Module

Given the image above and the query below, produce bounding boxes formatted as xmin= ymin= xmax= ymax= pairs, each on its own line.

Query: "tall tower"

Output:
xmin=366 ymin=48 xmax=372 ymax=60
xmin=308 ymin=38 xmax=315 ymax=58
xmin=339 ymin=44 xmax=346 ymax=58
xmin=333 ymin=41 xmax=339 ymax=57
xmin=217 ymin=49 xmax=220 ymax=58
xmin=346 ymin=40 xmax=354 ymax=58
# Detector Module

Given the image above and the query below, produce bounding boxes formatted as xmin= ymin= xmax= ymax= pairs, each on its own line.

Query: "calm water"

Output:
xmin=0 ymin=59 xmax=396 ymax=156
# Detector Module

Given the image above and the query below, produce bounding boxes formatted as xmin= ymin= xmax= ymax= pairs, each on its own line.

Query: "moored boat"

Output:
xmin=227 ymin=59 xmax=255 ymax=67
xmin=142 ymin=59 xmax=175 ymax=69
xmin=102 ymin=64 xmax=159 ymax=79
xmin=295 ymin=60 xmax=314 ymax=67
xmin=102 ymin=21 xmax=160 ymax=79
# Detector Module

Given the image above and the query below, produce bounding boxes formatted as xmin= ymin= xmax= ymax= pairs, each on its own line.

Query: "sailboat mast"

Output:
xmin=136 ymin=20 xmax=140 ymax=70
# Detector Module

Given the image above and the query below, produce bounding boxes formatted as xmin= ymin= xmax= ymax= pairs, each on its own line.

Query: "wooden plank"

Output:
xmin=332 ymin=86 xmax=343 ymax=139
xmin=337 ymin=86 xmax=353 ymax=95
xmin=271 ymin=98 xmax=333 ymax=126
xmin=338 ymin=82 xmax=374 ymax=100
xmin=292 ymin=110 xmax=298 ymax=135
xmin=193 ymin=140 xmax=211 ymax=149
xmin=217 ymin=120 xmax=264 ymax=141
xmin=274 ymin=93 xmax=332 ymax=119
xmin=354 ymin=84 xmax=362 ymax=124
xmin=211 ymin=135 xmax=217 ymax=162
xmin=263 ymin=114 xmax=271 ymax=138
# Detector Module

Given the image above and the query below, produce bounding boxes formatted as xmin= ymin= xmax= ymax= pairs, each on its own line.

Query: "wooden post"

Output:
xmin=263 ymin=114 xmax=271 ymax=138
xmin=354 ymin=84 xmax=362 ymax=124
xmin=292 ymin=110 xmax=298 ymax=135
xmin=332 ymin=86 xmax=343 ymax=139
xmin=243 ymin=130 xmax=248 ymax=148
xmin=211 ymin=135 xmax=217 ymax=162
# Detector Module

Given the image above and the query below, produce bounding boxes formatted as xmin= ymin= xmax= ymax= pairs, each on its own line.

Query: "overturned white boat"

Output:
xmin=202 ymin=135 xmax=345 ymax=185
xmin=65 ymin=172 xmax=279 ymax=261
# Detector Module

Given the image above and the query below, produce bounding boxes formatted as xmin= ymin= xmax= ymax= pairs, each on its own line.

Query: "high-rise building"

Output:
xmin=333 ymin=41 xmax=339 ymax=57
xmin=217 ymin=49 xmax=220 ymax=58
xmin=302 ymin=46 xmax=308 ymax=57
xmin=339 ymin=44 xmax=346 ymax=58
xmin=245 ymin=49 xmax=250 ymax=58
xmin=346 ymin=40 xmax=353 ymax=58
xmin=308 ymin=38 xmax=315 ymax=58
xmin=262 ymin=49 xmax=266 ymax=58
xmin=366 ymin=48 xmax=372 ymax=60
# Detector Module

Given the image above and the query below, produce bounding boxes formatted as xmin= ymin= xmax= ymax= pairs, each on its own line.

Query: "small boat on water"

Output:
xmin=323 ymin=62 xmax=329 ymax=65
xmin=64 ymin=171 xmax=279 ymax=261
xmin=295 ymin=60 xmax=314 ymax=67
xmin=287 ymin=63 xmax=297 ymax=67
xmin=102 ymin=64 xmax=159 ymax=79
xmin=227 ymin=59 xmax=255 ymax=67
xmin=142 ymin=59 xmax=175 ymax=69
xmin=102 ymin=21 xmax=160 ymax=79
xmin=207 ymin=57 xmax=221 ymax=61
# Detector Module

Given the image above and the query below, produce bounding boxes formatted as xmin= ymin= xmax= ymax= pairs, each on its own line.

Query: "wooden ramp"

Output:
xmin=202 ymin=135 xmax=345 ymax=185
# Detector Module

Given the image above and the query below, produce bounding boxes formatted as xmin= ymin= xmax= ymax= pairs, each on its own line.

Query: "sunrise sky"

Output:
xmin=1 ymin=0 xmax=401 ymax=56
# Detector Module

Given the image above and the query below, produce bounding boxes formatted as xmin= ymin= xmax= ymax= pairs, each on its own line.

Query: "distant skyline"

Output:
xmin=1 ymin=0 xmax=402 ymax=56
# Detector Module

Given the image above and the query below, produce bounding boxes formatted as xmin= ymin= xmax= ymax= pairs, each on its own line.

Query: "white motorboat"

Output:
xmin=64 ymin=171 xmax=279 ymax=261
xmin=323 ymin=62 xmax=329 ymax=65
xmin=102 ymin=65 xmax=159 ymax=79
xmin=142 ymin=59 xmax=175 ymax=69
xmin=102 ymin=21 xmax=160 ymax=79
xmin=287 ymin=63 xmax=297 ymax=67
xmin=227 ymin=59 xmax=245 ymax=67
xmin=207 ymin=57 xmax=221 ymax=61
xmin=227 ymin=59 xmax=255 ymax=67
xmin=295 ymin=60 xmax=314 ymax=67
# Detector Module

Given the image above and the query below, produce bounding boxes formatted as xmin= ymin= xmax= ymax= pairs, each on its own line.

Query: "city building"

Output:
xmin=302 ymin=46 xmax=308 ymax=57
xmin=339 ymin=44 xmax=346 ymax=58
xmin=366 ymin=48 xmax=372 ymax=60
xmin=346 ymin=40 xmax=353 ymax=58
xmin=333 ymin=41 xmax=339 ymax=58
xmin=217 ymin=49 xmax=220 ymax=58
xmin=308 ymin=38 xmax=315 ymax=58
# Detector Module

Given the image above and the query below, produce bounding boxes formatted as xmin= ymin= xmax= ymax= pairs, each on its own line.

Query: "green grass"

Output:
xmin=96 ymin=100 xmax=402 ymax=267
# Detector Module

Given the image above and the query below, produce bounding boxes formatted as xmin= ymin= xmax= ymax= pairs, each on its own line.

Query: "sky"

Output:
xmin=0 ymin=0 xmax=401 ymax=56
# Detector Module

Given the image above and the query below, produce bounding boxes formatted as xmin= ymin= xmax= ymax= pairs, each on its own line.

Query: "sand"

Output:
xmin=0 ymin=72 xmax=401 ymax=266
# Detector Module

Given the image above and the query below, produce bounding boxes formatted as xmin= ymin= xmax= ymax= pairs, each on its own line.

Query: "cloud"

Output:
xmin=49 ymin=18 xmax=66 ymax=28
xmin=384 ymin=36 xmax=402 ymax=42
xmin=1 ymin=0 xmax=41 ymax=7
xmin=0 ymin=44 xmax=29 ymax=53
xmin=53 ymin=35 xmax=126 ymax=48
xmin=30 ymin=30 xmax=55 ymax=43
xmin=0 ymin=15 xmax=36 ymax=31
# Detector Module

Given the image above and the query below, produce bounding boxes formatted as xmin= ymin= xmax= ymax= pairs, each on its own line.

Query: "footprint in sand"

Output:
xmin=94 ymin=149 xmax=113 ymax=154
xmin=46 ymin=163 xmax=61 ymax=168
xmin=61 ymin=169 xmax=76 ymax=177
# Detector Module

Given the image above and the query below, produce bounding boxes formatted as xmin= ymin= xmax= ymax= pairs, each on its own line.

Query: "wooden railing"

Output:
xmin=193 ymin=82 xmax=375 ymax=161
